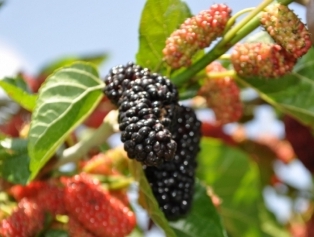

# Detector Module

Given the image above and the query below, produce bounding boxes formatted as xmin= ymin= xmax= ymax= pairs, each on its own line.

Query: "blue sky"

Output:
xmin=0 ymin=0 xmax=305 ymax=76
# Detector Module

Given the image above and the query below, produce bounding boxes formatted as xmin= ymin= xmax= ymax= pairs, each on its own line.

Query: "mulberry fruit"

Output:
xmin=261 ymin=3 xmax=311 ymax=58
xmin=199 ymin=61 xmax=243 ymax=124
xmin=63 ymin=173 xmax=136 ymax=237
xmin=0 ymin=199 xmax=45 ymax=237
xmin=10 ymin=181 xmax=66 ymax=216
xmin=33 ymin=182 xmax=66 ymax=215
xmin=163 ymin=4 xmax=232 ymax=68
xmin=104 ymin=63 xmax=180 ymax=166
xmin=9 ymin=181 xmax=46 ymax=201
xmin=144 ymin=105 xmax=201 ymax=220
xmin=103 ymin=62 xmax=178 ymax=105
xmin=231 ymin=42 xmax=297 ymax=78
xmin=68 ymin=216 xmax=97 ymax=237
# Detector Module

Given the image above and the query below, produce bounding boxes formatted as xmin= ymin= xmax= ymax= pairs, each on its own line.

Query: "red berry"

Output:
xmin=261 ymin=3 xmax=311 ymax=58
xmin=34 ymin=182 xmax=66 ymax=215
xmin=10 ymin=181 xmax=66 ymax=216
xmin=199 ymin=62 xmax=243 ymax=124
xmin=9 ymin=181 xmax=46 ymax=201
xmin=68 ymin=216 xmax=96 ymax=237
xmin=231 ymin=42 xmax=296 ymax=78
xmin=0 ymin=199 xmax=45 ymax=237
xmin=163 ymin=4 xmax=232 ymax=68
xmin=63 ymin=174 xmax=136 ymax=237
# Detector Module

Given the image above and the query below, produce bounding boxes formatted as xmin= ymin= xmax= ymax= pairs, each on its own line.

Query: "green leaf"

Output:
xmin=39 ymin=53 xmax=108 ymax=76
xmin=0 ymin=138 xmax=30 ymax=184
xmin=197 ymin=138 xmax=265 ymax=237
xmin=169 ymin=180 xmax=227 ymax=237
xmin=42 ymin=229 xmax=68 ymax=237
xmin=28 ymin=62 xmax=104 ymax=180
xmin=136 ymin=0 xmax=191 ymax=71
xmin=0 ymin=77 xmax=37 ymax=111
xmin=238 ymin=47 xmax=314 ymax=128
xmin=130 ymin=160 xmax=177 ymax=237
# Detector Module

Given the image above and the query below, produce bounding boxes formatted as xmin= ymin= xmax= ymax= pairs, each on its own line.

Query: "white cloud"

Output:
xmin=0 ymin=39 xmax=31 ymax=79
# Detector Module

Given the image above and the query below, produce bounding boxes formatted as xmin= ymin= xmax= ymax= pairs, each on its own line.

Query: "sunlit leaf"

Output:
xmin=28 ymin=62 xmax=104 ymax=180
xmin=39 ymin=53 xmax=108 ymax=76
xmin=136 ymin=0 xmax=191 ymax=72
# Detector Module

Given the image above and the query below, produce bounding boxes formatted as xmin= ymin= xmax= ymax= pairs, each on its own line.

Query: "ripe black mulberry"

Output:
xmin=144 ymin=105 xmax=201 ymax=219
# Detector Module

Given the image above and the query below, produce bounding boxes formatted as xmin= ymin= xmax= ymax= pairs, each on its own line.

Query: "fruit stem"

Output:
xmin=171 ymin=0 xmax=294 ymax=87
xmin=223 ymin=7 xmax=255 ymax=34
xmin=223 ymin=0 xmax=273 ymax=43
xmin=219 ymin=54 xmax=231 ymax=60
xmin=54 ymin=110 xmax=118 ymax=168
xmin=206 ymin=70 xmax=236 ymax=79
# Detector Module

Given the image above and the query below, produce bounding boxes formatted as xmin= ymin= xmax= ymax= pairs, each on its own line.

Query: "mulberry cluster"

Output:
xmin=144 ymin=105 xmax=201 ymax=220
xmin=2 ymin=174 xmax=136 ymax=237
xmin=231 ymin=42 xmax=297 ymax=78
xmin=104 ymin=63 xmax=180 ymax=166
xmin=261 ymin=3 xmax=311 ymax=59
xmin=163 ymin=4 xmax=232 ymax=69
xmin=199 ymin=62 xmax=243 ymax=124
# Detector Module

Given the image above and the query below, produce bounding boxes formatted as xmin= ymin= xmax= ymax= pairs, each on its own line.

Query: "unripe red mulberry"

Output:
xmin=9 ymin=181 xmax=66 ymax=216
xmin=199 ymin=62 xmax=243 ymax=124
xmin=261 ymin=3 xmax=311 ymax=58
xmin=63 ymin=174 xmax=136 ymax=237
xmin=0 ymin=199 xmax=45 ymax=237
xmin=68 ymin=216 xmax=96 ymax=237
xmin=163 ymin=4 xmax=232 ymax=69
xmin=231 ymin=42 xmax=297 ymax=78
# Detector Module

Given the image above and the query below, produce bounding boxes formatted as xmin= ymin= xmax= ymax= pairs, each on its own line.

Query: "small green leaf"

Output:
xmin=39 ymin=53 xmax=108 ymax=76
xmin=130 ymin=160 xmax=177 ymax=237
xmin=238 ymin=47 xmax=314 ymax=128
xmin=0 ymin=138 xmax=30 ymax=184
xmin=0 ymin=77 xmax=37 ymax=111
xmin=28 ymin=62 xmax=104 ymax=180
xmin=136 ymin=0 xmax=191 ymax=71
xmin=169 ymin=180 xmax=227 ymax=237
